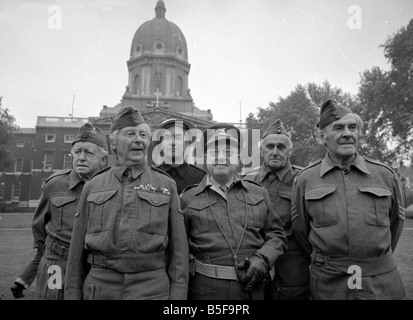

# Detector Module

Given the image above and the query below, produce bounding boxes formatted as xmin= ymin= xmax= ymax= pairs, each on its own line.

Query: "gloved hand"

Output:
xmin=11 ymin=282 xmax=25 ymax=298
xmin=241 ymin=255 xmax=269 ymax=291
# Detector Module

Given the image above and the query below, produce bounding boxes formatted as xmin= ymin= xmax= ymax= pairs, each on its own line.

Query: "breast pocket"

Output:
xmin=137 ymin=191 xmax=170 ymax=236
xmin=358 ymin=187 xmax=392 ymax=227
xmin=50 ymin=196 xmax=77 ymax=231
xmin=236 ymin=192 xmax=266 ymax=229
xmin=305 ymin=186 xmax=338 ymax=228
xmin=187 ymin=198 xmax=217 ymax=235
xmin=276 ymin=190 xmax=292 ymax=226
xmin=87 ymin=190 xmax=118 ymax=233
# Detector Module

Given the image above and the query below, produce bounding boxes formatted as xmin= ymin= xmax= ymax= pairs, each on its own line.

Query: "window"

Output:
xmin=45 ymin=134 xmax=56 ymax=143
xmin=45 ymin=117 xmax=59 ymax=123
xmin=63 ymin=154 xmax=73 ymax=169
xmin=64 ymin=134 xmax=75 ymax=143
xmin=13 ymin=183 xmax=21 ymax=199
xmin=0 ymin=183 xmax=4 ymax=200
xmin=15 ymin=159 xmax=23 ymax=173
xmin=16 ymin=140 xmax=25 ymax=147
xmin=44 ymin=153 xmax=54 ymax=170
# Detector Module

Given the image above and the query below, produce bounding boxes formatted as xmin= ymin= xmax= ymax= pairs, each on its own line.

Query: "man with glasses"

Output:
xmin=181 ymin=123 xmax=287 ymax=300
xmin=29 ymin=123 xmax=108 ymax=300
xmin=64 ymin=106 xmax=188 ymax=300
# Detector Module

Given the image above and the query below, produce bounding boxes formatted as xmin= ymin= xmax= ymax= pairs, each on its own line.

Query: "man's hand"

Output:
xmin=241 ymin=255 xmax=269 ymax=291
xmin=11 ymin=282 xmax=25 ymax=298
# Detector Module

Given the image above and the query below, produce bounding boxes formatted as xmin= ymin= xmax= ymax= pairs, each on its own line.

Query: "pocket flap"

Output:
xmin=188 ymin=198 xmax=216 ymax=210
xmin=87 ymin=190 xmax=117 ymax=204
xmin=358 ymin=187 xmax=392 ymax=197
xmin=50 ymin=196 xmax=77 ymax=207
xmin=305 ymin=186 xmax=336 ymax=200
xmin=278 ymin=190 xmax=292 ymax=200
xmin=138 ymin=191 xmax=170 ymax=206
xmin=235 ymin=192 xmax=264 ymax=205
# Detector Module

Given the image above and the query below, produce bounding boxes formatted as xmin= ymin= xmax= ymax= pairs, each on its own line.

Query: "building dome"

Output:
xmin=130 ymin=0 xmax=188 ymax=61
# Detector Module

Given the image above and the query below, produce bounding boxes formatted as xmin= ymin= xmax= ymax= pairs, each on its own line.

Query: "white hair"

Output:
xmin=316 ymin=113 xmax=364 ymax=146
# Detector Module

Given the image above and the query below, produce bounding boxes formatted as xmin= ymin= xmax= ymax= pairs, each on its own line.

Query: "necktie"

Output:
xmin=219 ymin=184 xmax=228 ymax=193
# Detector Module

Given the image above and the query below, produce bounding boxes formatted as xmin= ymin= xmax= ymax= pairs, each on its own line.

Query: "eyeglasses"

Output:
xmin=207 ymin=149 xmax=237 ymax=158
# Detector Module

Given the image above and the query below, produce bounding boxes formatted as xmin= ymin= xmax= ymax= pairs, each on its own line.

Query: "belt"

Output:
xmin=311 ymin=251 xmax=397 ymax=276
xmin=195 ymin=259 xmax=238 ymax=281
xmin=87 ymin=253 xmax=107 ymax=268
xmin=45 ymin=236 xmax=70 ymax=259
xmin=87 ymin=252 xmax=166 ymax=273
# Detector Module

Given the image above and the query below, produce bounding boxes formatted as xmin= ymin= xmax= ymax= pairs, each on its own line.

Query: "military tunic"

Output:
xmin=156 ymin=162 xmax=206 ymax=195
xmin=31 ymin=169 xmax=85 ymax=299
xmin=64 ymin=161 xmax=189 ymax=300
xmin=291 ymin=153 xmax=405 ymax=299
xmin=244 ymin=161 xmax=310 ymax=300
xmin=181 ymin=174 xmax=287 ymax=300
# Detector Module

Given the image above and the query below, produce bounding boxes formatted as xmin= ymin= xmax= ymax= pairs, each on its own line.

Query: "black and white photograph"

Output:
xmin=0 ymin=0 xmax=412 ymax=308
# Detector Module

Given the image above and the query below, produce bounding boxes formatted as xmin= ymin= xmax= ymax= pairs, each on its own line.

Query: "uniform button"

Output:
xmin=88 ymin=288 xmax=92 ymax=293
xmin=153 ymin=200 xmax=159 ymax=204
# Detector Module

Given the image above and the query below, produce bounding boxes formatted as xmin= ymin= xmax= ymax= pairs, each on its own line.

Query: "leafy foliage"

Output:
xmin=0 ymin=100 xmax=18 ymax=171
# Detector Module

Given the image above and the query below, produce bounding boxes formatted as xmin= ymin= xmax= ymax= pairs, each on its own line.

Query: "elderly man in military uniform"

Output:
xmin=244 ymin=119 xmax=309 ymax=300
xmin=153 ymin=118 xmax=206 ymax=195
xmin=181 ymin=123 xmax=287 ymax=300
xmin=64 ymin=106 xmax=188 ymax=300
xmin=291 ymin=99 xmax=406 ymax=300
xmin=31 ymin=123 xmax=108 ymax=300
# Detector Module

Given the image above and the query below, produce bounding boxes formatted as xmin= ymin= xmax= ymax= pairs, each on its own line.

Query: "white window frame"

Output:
xmin=15 ymin=158 xmax=23 ymax=173
xmin=16 ymin=140 xmax=25 ymax=147
xmin=12 ymin=183 xmax=21 ymax=199
xmin=63 ymin=153 xmax=73 ymax=170
xmin=44 ymin=153 xmax=54 ymax=170
xmin=64 ymin=134 xmax=75 ymax=143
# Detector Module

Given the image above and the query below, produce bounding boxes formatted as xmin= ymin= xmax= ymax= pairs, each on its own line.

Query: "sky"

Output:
xmin=0 ymin=0 xmax=412 ymax=128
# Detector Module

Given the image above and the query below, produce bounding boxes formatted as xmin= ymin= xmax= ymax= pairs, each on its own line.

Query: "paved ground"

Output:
xmin=0 ymin=212 xmax=412 ymax=300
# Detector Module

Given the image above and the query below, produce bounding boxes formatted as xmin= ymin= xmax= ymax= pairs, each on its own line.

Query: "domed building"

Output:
xmin=93 ymin=0 xmax=215 ymax=130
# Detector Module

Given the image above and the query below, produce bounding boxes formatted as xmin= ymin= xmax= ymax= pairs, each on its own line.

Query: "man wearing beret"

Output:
xmin=29 ymin=123 xmax=108 ymax=299
xmin=181 ymin=123 xmax=287 ymax=300
xmin=244 ymin=119 xmax=309 ymax=300
xmin=291 ymin=99 xmax=406 ymax=299
xmin=153 ymin=119 xmax=206 ymax=195
xmin=64 ymin=106 xmax=188 ymax=300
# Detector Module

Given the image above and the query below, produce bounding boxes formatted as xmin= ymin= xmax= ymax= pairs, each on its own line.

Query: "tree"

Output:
xmin=246 ymin=81 xmax=357 ymax=167
xmin=357 ymin=19 xmax=413 ymax=166
xmin=0 ymin=97 xmax=18 ymax=171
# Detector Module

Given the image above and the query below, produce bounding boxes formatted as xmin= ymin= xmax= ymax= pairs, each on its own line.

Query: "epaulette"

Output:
xmin=295 ymin=158 xmax=322 ymax=178
xmin=189 ymin=164 xmax=206 ymax=173
xmin=90 ymin=166 xmax=111 ymax=180
xmin=364 ymin=157 xmax=395 ymax=174
xmin=181 ymin=184 xmax=198 ymax=195
xmin=242 ymin=166 xmax=260 ymax=177
xmin=242 ymin=179 xmax=262 ymax=188
xmin=291 ymin=164 xmax=304 ymax=171
xmin=45 ymin=169 xmax=71 ymax=183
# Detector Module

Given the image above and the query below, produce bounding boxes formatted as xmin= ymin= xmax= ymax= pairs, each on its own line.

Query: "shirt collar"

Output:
xmin=69 ymin=169 xmax=86 ymax=190
xmin=259 ymin=160 xmax=292 ymax=182
xmin=194 ymin=173 xmax=249 ymax=195
xmin=113 ymin=160 xmax=147 ymax=181
xmin=320 ymin=152 xmax=370 ymax=177
xmin=158 ymin=161 xmax=189 ymax=178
